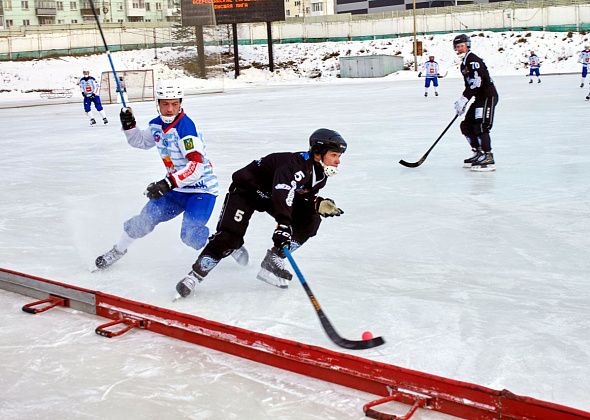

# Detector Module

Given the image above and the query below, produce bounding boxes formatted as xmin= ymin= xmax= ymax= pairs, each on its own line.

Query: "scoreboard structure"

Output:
xmin=181 ymin=0 xmax=285 ymax=25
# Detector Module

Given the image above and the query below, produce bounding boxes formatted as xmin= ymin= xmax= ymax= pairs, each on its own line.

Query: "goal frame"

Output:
xmin=99 ymin=69 xmax=155 ymax=105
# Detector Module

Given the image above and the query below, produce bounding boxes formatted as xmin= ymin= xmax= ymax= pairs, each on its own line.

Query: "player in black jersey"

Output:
xmin=453 ymin=34 xmax=499 ymax=172
xmin=175 ymin=128 xmax=347 ymax=298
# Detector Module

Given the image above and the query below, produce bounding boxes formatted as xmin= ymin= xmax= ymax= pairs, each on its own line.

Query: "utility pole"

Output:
xmin=413 ymin=0 xmax=417 ymax=71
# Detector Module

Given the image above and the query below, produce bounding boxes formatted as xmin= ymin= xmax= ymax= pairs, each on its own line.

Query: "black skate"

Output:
xmin=90 ymin=118 xmax=97 ymax=126
xmin=175 ymin=270 xmax=203 ymax=298
xmin=231 ymin=246 xmax=249 ymax=266
xmin=581 ymin=83 xmax=585 ymax=88
xmin=537 ymin=79 xmax=541 ymax=83
xmin=435 ymin=91 xmax=439 ymax=96
xmin=174 ymin=254 xmax=218 ymax=299
xmin=471 ymin=152 xmax=495 ymax=172
xmin=586 ymin=94 xmax=590 ymax=101
xmin=463 ymin=148 xmax=483 ymax=168
xmin=95 ymin=246 xmax=127 ymax=270
xmin=257 ymin=248 xmax=292 ymax=289
xmin=424 ymin=92 xmax=428 ymax=97
xmin=103 ymin=117 xmax=109 ymax=125
xmin=529 ymin=79 xmax=533 ymax=84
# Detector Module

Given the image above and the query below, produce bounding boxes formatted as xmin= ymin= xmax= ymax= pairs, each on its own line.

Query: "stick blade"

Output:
xmin=332 ymin=335 xmax=386 ymax=350
xmin=399 ymin=159 xmax=422 ymax=168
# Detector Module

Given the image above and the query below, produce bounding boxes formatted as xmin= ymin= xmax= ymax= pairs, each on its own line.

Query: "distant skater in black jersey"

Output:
xmin=453 ymin=34 xmax=499 ymax=172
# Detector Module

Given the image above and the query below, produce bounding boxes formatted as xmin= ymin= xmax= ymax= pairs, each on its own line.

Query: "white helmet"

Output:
xmin=155 ymin=80 xmax=183 ymax=123
xmin=155 ymin=80 xmax=183 ymax=100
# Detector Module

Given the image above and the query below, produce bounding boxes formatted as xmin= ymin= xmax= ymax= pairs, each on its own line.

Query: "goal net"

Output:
xmin=99 ymin=69 xmax=155 ymax=104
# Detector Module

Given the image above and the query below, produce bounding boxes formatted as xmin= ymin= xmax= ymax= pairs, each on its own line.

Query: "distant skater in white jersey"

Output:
xmin=422 ymin=55 xmax=440 ymax=97
xmin=578 ymin=46 xmax=590 ymax=88
xmin=528 ymin=51 xmax=541 ymax=84
xmin=94 ymin=80 xmax=247 ymax=270
xmin=79 ymin=70 xmax=108 ymax=126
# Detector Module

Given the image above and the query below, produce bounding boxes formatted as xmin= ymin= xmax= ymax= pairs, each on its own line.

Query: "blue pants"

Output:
xmin=124 ymin=191 xmax=216 ymax=251
xmin=529 ymin=68 xmax=540 ymax=77
xmin=83 ymin=95 xmax=104 ymax=112
xmin=425 ymin=77 xmax=438 ymax=88
xmin=582 ymin=66 xmax=588 ymax=78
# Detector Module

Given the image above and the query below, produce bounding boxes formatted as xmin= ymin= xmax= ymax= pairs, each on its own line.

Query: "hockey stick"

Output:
xmin=88 ymin=0 xmax=127 ymax=107
xmin=399 ymin=114 xmax=459 ymax=168
xmin=283 ymin=247 xmax=385 ymax=350
xmin=418 ymin=70 xmax=448 ymax=78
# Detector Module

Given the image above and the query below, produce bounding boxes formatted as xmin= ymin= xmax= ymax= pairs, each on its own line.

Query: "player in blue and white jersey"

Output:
xmin=578 ymin=46 xmax=590 ymax=88
xmin=95 ymin=80 xmax=248 ymax=270
xmin=528 ymin=51 xmax=541 ymax=84
xmin=422 ymin=56 xmax=440 ymax=97
xmin=79 ymin=70 xmax=108 ymax=125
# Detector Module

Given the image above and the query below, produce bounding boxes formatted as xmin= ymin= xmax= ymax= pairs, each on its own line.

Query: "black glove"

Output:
xmin=272 ymin=224 xmax=292 ymax=251
xmin=145 ymin=176 xmax=174 ymax=200
xmin=120 ymin=107 xmax=136 ymax=130
xmin=316 ymin=198 xmax=343 ymax=217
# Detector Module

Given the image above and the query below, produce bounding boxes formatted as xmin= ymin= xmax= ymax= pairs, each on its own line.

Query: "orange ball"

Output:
xmin=361 ymin=331 xmax=374 ymax=340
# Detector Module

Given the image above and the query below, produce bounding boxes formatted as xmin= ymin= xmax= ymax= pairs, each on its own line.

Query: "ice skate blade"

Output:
xmin=470 ymin=164 xmax=496 ymax=172
xmin=257 ymin=269 xmax=289 ymax=289
xmin=172 ymin=293 xmax=184 ymax=302
xmin=463 ymin=163 xmax=473 ymax=168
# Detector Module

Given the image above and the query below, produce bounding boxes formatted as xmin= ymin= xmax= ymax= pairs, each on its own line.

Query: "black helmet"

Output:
xmin=309 ymin=128 xmax=347 ymax=155
xmin=453 ymin=34 xmax=471 ymax=49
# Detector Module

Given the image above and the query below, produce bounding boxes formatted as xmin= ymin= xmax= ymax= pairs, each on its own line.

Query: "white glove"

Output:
xmin=316 ymin=198 xmax=343 ymax=217
xmin=454 ymin=96 xmax=469 ymax=115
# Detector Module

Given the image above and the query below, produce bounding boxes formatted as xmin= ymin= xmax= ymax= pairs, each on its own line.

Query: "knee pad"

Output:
xmin=181 ymin=224 xmax=210 ymax=251
xmin=204 ymin=231 xmax=243 ymax=259
xmin=124 ymin=216 xmax=155 ymax=239
xmin=460 ymin=120 xmax=475 ymax=137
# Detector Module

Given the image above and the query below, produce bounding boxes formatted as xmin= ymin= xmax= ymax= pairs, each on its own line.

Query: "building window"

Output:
xmin=132 ymin=0 xmax=145 ymax=7
xmin=70 ymin=1 xmax=77 ymax=10
xmin=6 ymin=19 xmax=14 ymax=27
xmin=156 ymin=2 xmax=161 ymax=10
xmin=286 ymin=9 xmax=290 ymax=16
xmin=21 ymin=0 xmax=29 ymax=10
xmin=5 ymin=1 xmax=13 ymax=11
xmin=23 ymin=19 xmax=31 ymax=25
xmin=57 ymin=19 xmax=64 ymax=23
xmin=146 ymin=2 xmax=151 ymax=10
xmin=71 ymin=19 xmax=78 ymax=23
xmin=294 ymin=0 xmax=300 ymax=5
xmin=312 ymin=2 xmax=322 ymax=12
xmin=118 ymin=19 xmax=124 ymax=22
xmin=56 ymin=1 xmax=63 ymax=10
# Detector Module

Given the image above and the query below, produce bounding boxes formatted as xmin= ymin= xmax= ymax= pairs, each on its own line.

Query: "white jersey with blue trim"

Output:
xmin=124 ymin=112 xmax=219 ymax=196
xmin=423 ymin=61 xmax=439 ymax=78
xmin=528 ymin=55 xmax=541 ymax=68
xmin=79 ymin=77 xmax=99 ymax=97
xmin=579 ymin=51 xmax=590 ymax=67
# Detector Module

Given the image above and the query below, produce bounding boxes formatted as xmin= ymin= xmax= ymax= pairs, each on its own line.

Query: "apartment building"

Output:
xmin=284 ymin=0 xmax=335 ymax=18
xmin=335 ymin=0 xmax=488 ymax=15
xmin=0 ymin=0 xmax=180 ymax=28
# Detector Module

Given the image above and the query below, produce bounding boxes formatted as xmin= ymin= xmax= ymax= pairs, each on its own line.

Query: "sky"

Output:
xmin=1 ymin=31 xmax=590 ymax=419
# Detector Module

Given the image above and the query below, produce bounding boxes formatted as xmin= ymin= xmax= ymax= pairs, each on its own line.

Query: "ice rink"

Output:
xmin=1 ymin=74 xmax=589 ymax=419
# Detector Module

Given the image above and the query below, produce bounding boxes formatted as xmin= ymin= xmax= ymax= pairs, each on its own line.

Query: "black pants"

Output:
xmin=202 ymin=184 xmax=321 ymax=261
xmin=460 ymin=95 xmax=498 ymax=152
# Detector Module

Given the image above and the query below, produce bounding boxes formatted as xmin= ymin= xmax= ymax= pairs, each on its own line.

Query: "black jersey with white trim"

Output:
xmin=460 ymin=51 xmax=498 ymax=100
xmin=232 ymin=151 xmax=327 ymax=225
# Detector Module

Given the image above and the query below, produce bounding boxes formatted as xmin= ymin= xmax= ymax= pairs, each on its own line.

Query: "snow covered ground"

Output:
xmin=1 ymin=31 xmax=590 ymax=419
